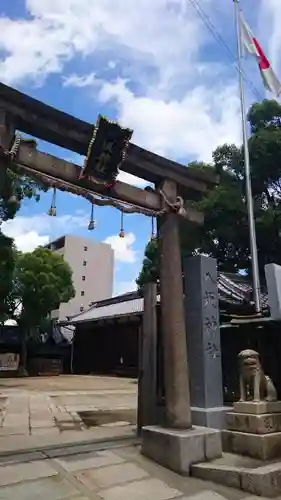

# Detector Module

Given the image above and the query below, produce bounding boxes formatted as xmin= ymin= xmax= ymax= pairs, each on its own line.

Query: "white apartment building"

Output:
xmin=46 ymin=234 xmax=114 ymax=321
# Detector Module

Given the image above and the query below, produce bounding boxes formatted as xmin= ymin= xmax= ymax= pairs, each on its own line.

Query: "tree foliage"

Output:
xmin=14 ymin=247 xmax=75 ymax=327
xmin=136 ymin=238 xmax=159 ymax=289
xmin=0 ymin=162 xmax=47 ymax=318
xmin=137 ymin=99 xmax=281 ymax=288
xmin=0 ymin=167 xmax=44 ymax=222
xmin=10 ymin=247 xmax=75 ymax=375
xmin=0 ymin=233 xmax=16 ymax=324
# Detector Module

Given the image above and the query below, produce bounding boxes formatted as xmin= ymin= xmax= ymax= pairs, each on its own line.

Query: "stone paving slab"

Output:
xmin=0 ymin=426 xmax=136 ymax=455
xmin=0 ymin=384 xmax=137 ymax=451
xmin=75 ymin=462 xmax=149 ymax=489
xmin=0 ymin=451 xmax=46 ymax=466
xmin=180 ymin=494 xmax=235 ymax=500
xmin=0 ymin=427 xmax=28 ymax=436
xmin=0 ymin=442 xmax=272 ymax=500
xmin=96 ymin=477 xmax=182 ymax=500
xmin=31 ymin=427 xmax=60 ymax=436
xmin=0 ymin=476 xmax=81 ymax=500
xmin=0 ymin=459 xmax=57 ymax=487
xmin=55 ymin=450 xmax=125 ymax=472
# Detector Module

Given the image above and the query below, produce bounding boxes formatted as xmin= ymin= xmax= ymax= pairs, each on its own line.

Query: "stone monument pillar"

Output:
xmin=184 ymin=255 xmax=226 ymax=429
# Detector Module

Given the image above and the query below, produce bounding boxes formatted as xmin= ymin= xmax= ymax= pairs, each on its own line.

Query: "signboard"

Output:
xmin=81 ymin=115 xmax=133 ymax=186
xmin=0 ymin=353 xmax=19 ymax=371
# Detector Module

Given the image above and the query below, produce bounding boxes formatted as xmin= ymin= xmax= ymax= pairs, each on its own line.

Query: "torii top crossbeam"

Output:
xmin=0 ymin=82 xmax=215 ymax=197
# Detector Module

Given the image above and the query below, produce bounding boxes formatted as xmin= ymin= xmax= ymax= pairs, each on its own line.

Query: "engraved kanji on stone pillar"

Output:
xmin=184 ymin=255 xmax=226 ymax=429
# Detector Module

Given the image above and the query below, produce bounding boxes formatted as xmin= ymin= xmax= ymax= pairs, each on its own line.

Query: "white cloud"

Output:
xmin=115 ymin=279 xmax=137 ymax=296
xmin=98 ymin=78 xmax=241 ymax=163
xmin=63 ymin=70 xmax=242 ymax=162
xmin=0 ymin=0 xmax=273 ymax=164
xmin=117 ymin=171 xmax=149 ymax=188
xmin=0 ymin=0 xmax=205 ymax=85
xmin=12 ymin=231 xmax=49 ymax=253
xmin=2 ymin=213 xmax=89 ymax=252
xmin=63 ymin=72 xmax=97 ymax=88
xmin=103 ymin=232 xmax=137 ymax=263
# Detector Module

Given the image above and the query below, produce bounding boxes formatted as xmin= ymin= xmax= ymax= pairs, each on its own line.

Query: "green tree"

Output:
xmin=0 ymin=152 xmax=47 ymax=318
xmin=12 ymin=247 xmax=75 ymax=375
xmin=136 ymin=238 xmax=159 ymax=288
xmin=0 ymin=233 xmax=16 ymax=324
xmin=137 ymin=99 xmax=281 ymax=288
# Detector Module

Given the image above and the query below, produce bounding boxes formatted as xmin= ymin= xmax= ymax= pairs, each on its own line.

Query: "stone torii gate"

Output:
xmin=0 ymin=82 xmax=221 ymax=473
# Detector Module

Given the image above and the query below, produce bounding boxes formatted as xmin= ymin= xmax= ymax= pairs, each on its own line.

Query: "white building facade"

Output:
xmin=46 ymin=235 xmax=114 ymax=321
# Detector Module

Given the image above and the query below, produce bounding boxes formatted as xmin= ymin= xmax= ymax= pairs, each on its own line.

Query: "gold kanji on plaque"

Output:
xmin=80 ymin=115 xmax=133 ymax=187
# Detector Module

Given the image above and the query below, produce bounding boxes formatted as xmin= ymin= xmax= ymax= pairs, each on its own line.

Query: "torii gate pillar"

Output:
xmin=158 ymin=179 xmax=192 ymax=429
xmin=142 ymin=180 xmax=222 ymax=475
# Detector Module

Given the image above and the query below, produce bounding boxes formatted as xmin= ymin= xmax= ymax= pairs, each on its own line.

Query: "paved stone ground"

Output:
xmin=0 ymin=376 xmax=136 ymax=435
xmin=0 ymin=375 xmax=137 ymax=393
xmin=0 ymin=375 xmax=137 ymax=454
xmin=0 ymin=376 xmax=272 ymax=499
xmin=0 ymin=442 xmax=267 ymax=500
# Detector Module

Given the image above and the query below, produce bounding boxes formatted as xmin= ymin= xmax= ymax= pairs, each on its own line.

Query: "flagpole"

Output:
xmin=233 ymin=0 xmax=261 ymax=313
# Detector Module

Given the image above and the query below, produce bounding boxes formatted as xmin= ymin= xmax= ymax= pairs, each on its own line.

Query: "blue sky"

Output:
xmin=0 ymin=0 xmax=280 ymax=297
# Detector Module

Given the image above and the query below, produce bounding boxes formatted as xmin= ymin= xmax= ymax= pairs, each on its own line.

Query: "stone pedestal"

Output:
xmin=234 ymin=401 xmax=281 ymax=414
xmin=223 ymin=401 xmax=281 ymax=460
xmin=142 ymin=425 xmax=222 ymax=476
xmin=184 ymin=255 xmax=225 ymax=429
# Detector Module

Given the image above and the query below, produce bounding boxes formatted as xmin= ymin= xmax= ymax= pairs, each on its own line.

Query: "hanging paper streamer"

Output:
xmin=119 ymin=211 xmax=125 ymax=238
xmin=81 ymin=115 xmax=133 ymax=187
xmin=88 ymin=201 xmax=96 ymax=231
xmin=48 ymin=187 xmax=56 ymax=216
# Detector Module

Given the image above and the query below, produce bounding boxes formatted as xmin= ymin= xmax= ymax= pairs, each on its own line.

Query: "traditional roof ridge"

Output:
xmin=89 ymin=290 xmax=141 ymax=309
xmin=61 ymin=271 xmax=269 ymax=326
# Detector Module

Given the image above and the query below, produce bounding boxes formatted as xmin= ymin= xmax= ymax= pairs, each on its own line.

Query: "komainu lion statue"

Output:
xmin=238 ymin=349 xmax=277 ymax=402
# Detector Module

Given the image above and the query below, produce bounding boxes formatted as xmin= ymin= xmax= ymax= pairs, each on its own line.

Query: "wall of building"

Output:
xmin=73 ymin=318 xmax=140 ymax=377
xmin=48 ymin=235 xmax=114 ymax=321
xmin=72 ymin=312 xmax=281 ymax=401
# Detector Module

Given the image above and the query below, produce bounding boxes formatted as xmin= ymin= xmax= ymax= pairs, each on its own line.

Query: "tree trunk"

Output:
xmin=18 ymin=324 xmax=28 ymax=377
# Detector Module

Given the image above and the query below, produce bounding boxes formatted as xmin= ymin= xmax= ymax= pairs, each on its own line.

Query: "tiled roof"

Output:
xmin=62 ymin=273 xmax=268 ymax=326
xmin=218 ymin=272 xmax=268 ymax=309
xmin=63 ymin=291 xmax=160 ymax=325
xmin=70 ymin=297 xmax=144 ymax=324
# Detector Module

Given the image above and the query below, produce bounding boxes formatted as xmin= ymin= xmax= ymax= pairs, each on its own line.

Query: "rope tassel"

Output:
xmin=88 ymin=201 xmax=96 ymax=231
xmin=48 ymin=187 xmax=57 ymax=216
xmin=119 ymin=210 xmax=125 ymax=238
xmin=151 ymin=216 xmax=156 ymax=240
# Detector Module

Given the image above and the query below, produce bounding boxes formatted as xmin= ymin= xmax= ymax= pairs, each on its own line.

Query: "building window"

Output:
xmin=82 ymin=276 xmax=86 ymax=281
xmin=81 ymin=291 xmax=85 ymax=296
xmin=83 ymin=261 xmax=87 ymax=266
xmin=84 ymin=246 xmax=88 ymax=251
xmin=80 ymin=306 xmax=84 ymax=312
